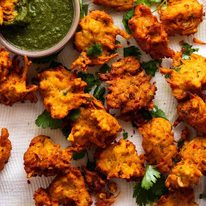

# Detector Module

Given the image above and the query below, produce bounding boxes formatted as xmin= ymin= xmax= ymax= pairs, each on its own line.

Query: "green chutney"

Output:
xmin=1 ymin=0 xmax=74 ymax=51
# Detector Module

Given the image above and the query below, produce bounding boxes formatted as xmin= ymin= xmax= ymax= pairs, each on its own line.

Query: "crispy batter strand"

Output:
xmin=38 ymin=67 xmax=92 ymax=119
xmin=129 ymin=5 xmax=174 ymax=59
xmin=139 ymin=118 xmax=177 ymax=173
xmin=96 ymin=139 xmax=145 ymax=180
xmin=71 ymin=10 xmax=130 ymax=70
xmin=161 ymin=52 xmax=206 ymax=100
xmin=0 ymin=48 xmax=11 ymax=81
xmin=24 ymin=135 xmax=75 ymax=177
xmin=34 ymin=168 xmax=92 ymax=206
xmin=100 ymin=57 xmax=156 ymax=114
xmin=68 ymin=99 xmax=121 ymax=148
xmin=0 ymin=128 xmax=12 ymax=171
xmin=159 ymin=0 xmax=203 ymax=36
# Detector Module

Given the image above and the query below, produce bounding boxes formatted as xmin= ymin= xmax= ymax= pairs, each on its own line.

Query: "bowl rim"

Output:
xmin=0 ymin=0 xmax=80 ymax=58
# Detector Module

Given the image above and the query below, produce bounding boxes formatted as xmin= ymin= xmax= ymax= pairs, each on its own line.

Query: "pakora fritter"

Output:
xmin=0 ymin=48 xmax=11 ymax=81
xmin=155 ymin=188 xmax=198 ymax=206
xmin=0 ymin=54 xmax=38 ymax=105
xmin=161 ymin=52 xmax=206 ymax=100
xmin=71 ymin=10 xmax=130 ymax=71
xmin=34 ymin=167 xmax=92 ymax=206
xmin=68 ymin=99 xmax=121 ymax=148
xmin=93 ymin=0 xmax=134 ymax=11
xmin=83 ymin=169 xmax=118 ymax=206
xmin=177 ymin=95 xmax=206 ymax=134
xmin=24 ymin=135 xmax=75 ymax=177
xmin=159 ymin=0 xmax=203 ymax=36
xmin=38 ymin=66 xmax=92 ymax=119
xmin=96 ymin=139 xmax=145 ymax=180
xmin=0 ymin=128 xmax=12 ymax=171
xmin=166 ymin=138 xmax=206 ymax=189
xmin=128 ymin=5 xmax=174 ymax=59
xmin=99 ymin=57 xmax=156 ymax=114
xmin=138 ymin=118 xmax=177 ymax=173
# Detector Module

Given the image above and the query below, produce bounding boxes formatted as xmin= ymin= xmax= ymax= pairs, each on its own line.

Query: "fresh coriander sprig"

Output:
xmin=141 ymin=60 xmax=161 ymax=77
xmin=181 ymin=42 xmax=199 ymax=59
xmin=87 ymin=43 xmax=103 ymax=58
xmin=80 ymin=0 xmax=89 ymax=18
xmin=124 ymin=46 xmax=141 ymax=59
xmin=122 ymin=9 xmax=134 ymax=34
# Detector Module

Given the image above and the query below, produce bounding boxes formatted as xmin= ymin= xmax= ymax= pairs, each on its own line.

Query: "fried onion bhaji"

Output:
xmin=96 ymin=139 xmax=145 ymax=180
xmin=155 ymin=188 xmax=198 ymax=206
xmin=68 ymin=99 xmax=121 ymax=148
xmin=34 ymin=167 xmax=92 ymax=206
xmin=128 ymin=5 xmax=174 ymax=60
xmin=99 ymin=57 xmax=156 ymax=114
xmin=161 ymin=52 xmax=206 ymax=100
xmin=93 ymin=0 xmax=135 ymax=11
xmin=0 ymin=54 xmax=37 ymax=105
xmin=0 ymin=128 xmax=12 ymax=171
xmin=24 ymin=135 xmax=75 ymax=177
xmin=159 ymin=0 xmax=203 ymax=36
xmin=0 ymin=48 xmax=11 ymax=81
xmin=166 ymin=138 xmax=206 ymax=189
xmin=71 ymin=10 xmax=130 ymax=71
xmin=38 ymin=66 xmax=92 ymax=119
xmin=138 ymin=118 xmax=177 ymax=173
xmin=177 ymin=95 xmax=206 ymax=134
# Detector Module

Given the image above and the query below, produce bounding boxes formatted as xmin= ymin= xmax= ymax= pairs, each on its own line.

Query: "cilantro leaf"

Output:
xmin=151 ymin=106 xmax=167 ymax=120
xmin=68 ymin=109 xmax=80 ymax=121
xmin=93 ymin=86 xmax=106 ymax=103
xmin=141 ymin=60 xmax=160 ymax=76
xmin=122 ymin=9 xmax=134 ymax=34
xmin=78 ymin=72 xmax=101 ymax=92
xmin=99 ymin=64 xmax=111 ymax=73
xmin=80 ymin=0 xmax=89 ymax=18
xmin=123 ymin=130 xmax=129 ymax=139
xmin=141 ymin=165 xmax=161 ymax=190
xmin=136 ymin=0 xmax=152 ymax=6
xmin=35 ymin=110 xmax=63 ymax=129
xmin=124 ymin=46 xmax=141 ymax=59
xmin=133 ymin=174 xmax=167 ymax=206
xmin=87 ymin=43 xmax=103 ymax=58
xmin=181 ymin=42 xmax=199 ymax=60
xmin=165 ymin=74 xmax=170 ymax=79
xmin=73 ymin=150 xmax=86 ymax=160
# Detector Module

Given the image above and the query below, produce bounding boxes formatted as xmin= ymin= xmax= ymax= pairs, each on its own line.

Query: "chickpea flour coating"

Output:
xmin=71 ymin=10 xmax=130 ymax=71
xmin=159 ymin=0 xmax=203 ymax=36
xmin=93 ymin=0 xmax=135 ymax=11
xmin=34 ymin=167 xmax=92 ymax=206
xmin=96 ymin=139 xmax=145 ymax=180
xmin=177 ymin=95 xmax=206 ymax=134
xmin=128 ymin=5 xmax=174 ymax=59
xmin=38 ymin=67 xmax=92 ymax=119
xmin=99 ymin=57 xmax=156 ymax=114
xmin=138 ymin=118 xmax=177 ymax=173
xmin=24 ymin=135 xmax=76 ymax=177
xmin=68 ymin=99 xmax=121 ymax=148
xmin=0 ymin=128 xmax=12 ymax=171
xmin=161 ymin=52 xmax=206 ymax=100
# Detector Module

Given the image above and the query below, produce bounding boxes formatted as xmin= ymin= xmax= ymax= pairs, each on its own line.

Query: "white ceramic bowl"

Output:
xmin=0 ymin=0 xmax=80 ymax=58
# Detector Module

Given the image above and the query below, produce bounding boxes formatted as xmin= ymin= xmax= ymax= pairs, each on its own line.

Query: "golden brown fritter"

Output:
xmin=166 ymin=138 xmax=206 ymax=189
xmin=155 ymin=188 xmax=198 ymax=206
xmin=24 ymin=135 xmax=76 ymax=177
xmin=128 ymin=5 xmax=174 ymax=59
xmin=71 ymin=10 xmax=130 ymax=71
xmin=93 ymin=0 xmax=134 ymax=11
xmin=34 ymin=168 xmax=92 ymax=206
xmin=177 ymin=95 xmax=206 ymax=134
xmin=138 ymin=118 xmax=177 ymax=173
xmin=0 ymin=128 xmax=12 ymax=171
xmin=99 ymin=57 xmax=156 ymax=114
xmin=96 ymin=139 xmax=145 ymax=180
xmin=38 ymin=66 xmax=92 ymax=119
xmin=161 ymin=52 xmax=206 ymax=100
xmin=0 ymin=0 xmax=18 ymax=25
xmin=68 ymin=99 xmax=121 ymax=148
xmin=0 ymin=48 xmax=11 ymax=81
xmin=159 ymin=0 xmax=203 ymax=36
xmin=0 ymin=55 xmax=38 ymax=105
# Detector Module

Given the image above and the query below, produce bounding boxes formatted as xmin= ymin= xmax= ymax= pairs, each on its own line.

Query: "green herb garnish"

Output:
xmin=93 ymin=86 xmax=106 ymax=103
xmin=151 ymin=106 xmax=167 ymax=120
xmin=80 ymin=0 xmax=89 ymax=18
xmin=87 ymin=43 xmax=103 ymax=58
xmin=68 ymin=109 xmax=81 ymax=121
xmin=181 ymin=42 xmax=199 ymax=60
xmin=99 ymin=64 xmax=111 ymax=73
xmin=73 ymin=150 xmax=86 ymax=160
xmin=122 ymin=9 xmax=134 ymax=34
xmin=199 ymin=193 xmax=206 ymax=199
xmin=123 ymin=130 xmax=129 ymax=139
xmin=124 ymin=46 xmax=141 ymax=59
xmin=141 ymin=60 xmax=161 ymax=77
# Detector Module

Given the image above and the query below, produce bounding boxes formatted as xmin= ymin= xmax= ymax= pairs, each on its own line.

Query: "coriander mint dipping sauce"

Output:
xmin=0 ymin=0 xmax=80 ymax=57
